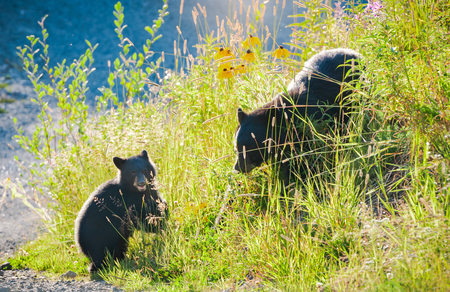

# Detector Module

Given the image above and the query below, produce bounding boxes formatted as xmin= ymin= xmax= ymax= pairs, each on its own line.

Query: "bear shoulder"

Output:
xmin=89 ymin=177 xmax=121 ymax=199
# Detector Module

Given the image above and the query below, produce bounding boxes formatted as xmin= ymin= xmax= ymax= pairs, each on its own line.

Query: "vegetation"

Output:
xmin=7 ymin=0 xmax=450 ymax=291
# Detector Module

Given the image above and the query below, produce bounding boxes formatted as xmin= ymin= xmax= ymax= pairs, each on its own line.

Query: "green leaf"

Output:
xmin=85 ymin=40 xmax=92 ymax=48
xmin=145 ymin=26 xmax=154 ymax=35
xmin=156 ymin=19 xmax=162 ymax=29
xmin=108 ymin=72 xmax=115 ymax=87
xmin=153 ymin=34 xmax=162 ymax=42
xmin=124 ymin=44 xmax=130 ymax=56
xmin=114 ymin=58 xmax=120 ymax=69
xmin=114 ymin=2 xmax=122 ymax=12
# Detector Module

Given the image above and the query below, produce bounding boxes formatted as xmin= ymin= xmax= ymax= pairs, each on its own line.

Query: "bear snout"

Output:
xmin=135 ymin=180 xmax=147 ymax=192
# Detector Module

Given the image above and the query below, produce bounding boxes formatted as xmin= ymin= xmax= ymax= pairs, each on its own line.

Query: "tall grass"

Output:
xmin=8 ymin=0 xmax=450 ymax=291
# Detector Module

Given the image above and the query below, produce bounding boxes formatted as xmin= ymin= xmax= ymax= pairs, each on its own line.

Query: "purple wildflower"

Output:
xmin=334 ymin=1 xmax=345 ymax=19
xmin=364 ymin=1 xmax=383 ymax=17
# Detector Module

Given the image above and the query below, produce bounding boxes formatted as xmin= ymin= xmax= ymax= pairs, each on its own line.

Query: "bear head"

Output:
xmin=234 ymin=108 xmax=277 ymax=173
xmin=113 ymin=150 xmax=157 ymax=193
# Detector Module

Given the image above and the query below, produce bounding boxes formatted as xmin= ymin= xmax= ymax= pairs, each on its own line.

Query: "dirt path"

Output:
xmin=0 ymin=65 xmax=42 ymax=260
xmin=0 ymin=62 xmax=128 ymax=292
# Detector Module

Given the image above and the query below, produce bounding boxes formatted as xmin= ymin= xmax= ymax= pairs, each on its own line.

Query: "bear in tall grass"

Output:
xmin=234 ymin=48 xmax=361 ymax=186
xmin=74 ymin=150 xmax=168 ymax=273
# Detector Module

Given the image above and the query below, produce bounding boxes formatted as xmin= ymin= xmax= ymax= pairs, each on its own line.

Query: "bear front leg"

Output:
xmin=87 ymin=248 xmax=108 ymax=273
xmin=88 ymin=262 xmax=101 ymax=273
xmin=113 ymin=239 xmax=128 ymax=262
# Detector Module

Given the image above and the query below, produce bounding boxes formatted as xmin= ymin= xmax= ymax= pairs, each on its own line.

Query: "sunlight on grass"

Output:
xmin=6 ymin=0 xmax=450 ymax=291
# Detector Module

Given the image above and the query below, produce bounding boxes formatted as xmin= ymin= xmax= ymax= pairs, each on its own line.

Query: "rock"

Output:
xmin=0 ymin=262 xmax=11 ymax=270
xmin=0 ymin=286 xmax=11 ymax=292
xmin=60 ymin=270 xmax=77 ymax=279
xmin=0 ymin=270 xmax=3 ymax=276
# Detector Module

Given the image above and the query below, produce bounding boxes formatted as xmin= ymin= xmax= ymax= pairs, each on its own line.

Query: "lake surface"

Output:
xmin=0 ymin=0 xmax=299 ymax=101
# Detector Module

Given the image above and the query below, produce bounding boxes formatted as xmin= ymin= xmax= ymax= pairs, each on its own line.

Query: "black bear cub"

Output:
xmin=234 ymin=48 xmax=361 ymax=185
xmin=75 ymin=150 xmax=168 ymax=273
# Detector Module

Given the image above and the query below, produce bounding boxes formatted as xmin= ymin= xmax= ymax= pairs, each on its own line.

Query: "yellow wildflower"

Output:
xmin=218 ymin=62 xmax=232 ymax=72
xmin=217 ymin=68 xmax=234 ymax=79
xmin=243 ymin=34 xmax=261 ymax=48
xmin=273 ymin=45 xmax=290 ymax=59
xmin=215 ymin=47 xmax=235 ymax=60
xmin=242 ymin=49 xmax=255 ymax=63
xmin=234 ymin=64 xmax=248 ymax=74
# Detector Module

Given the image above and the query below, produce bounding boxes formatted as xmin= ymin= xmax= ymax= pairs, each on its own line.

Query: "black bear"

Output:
xmin=74 ymin=150 xmax=168 ymax=273
xmin=234 ymin=48 xmax=361 ymax=186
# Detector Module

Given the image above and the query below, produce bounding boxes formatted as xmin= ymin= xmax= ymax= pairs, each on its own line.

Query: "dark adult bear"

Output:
xmin=234 ymin=48 xmax=361 ymax=187
xmin=74 ymin=150 xmax=168 ymax=273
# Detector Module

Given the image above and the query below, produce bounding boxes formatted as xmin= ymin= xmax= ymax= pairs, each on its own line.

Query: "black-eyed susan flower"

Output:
xmin=242 ymin=49 xmax=255 ymax=63
xmin=217 ymin=68 xmax=234 ymax=79
xmin=243 ymin=34 xmax=261 ymax=48
xmin=218 ymin=62 xmax=232 ymax=72
xmin=215 ymin=47 xmax=235 ymax=60
xmin=273 ymin=45 xmax=290 ymax=59
xmin=234 ymin=64 xmax=248 ymax=74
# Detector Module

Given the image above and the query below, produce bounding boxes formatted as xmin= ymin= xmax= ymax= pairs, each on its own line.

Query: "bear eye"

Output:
xmin=132 ymin=171 xmax=137 ymax=175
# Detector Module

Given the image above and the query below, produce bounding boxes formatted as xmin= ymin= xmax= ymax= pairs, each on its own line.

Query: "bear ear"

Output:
xmin=237 ymin=108 xmax=247 ymax=124
xmin=113 ymin=157 xmax=126 ymax=170
xmin=140 ymin=150 xmax=149 ymax=160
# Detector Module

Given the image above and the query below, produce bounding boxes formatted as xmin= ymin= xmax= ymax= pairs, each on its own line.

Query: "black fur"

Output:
xmin=74 ymin=150 xmax=168 ymax=273
xmin=234 ymin=48 xmax=361 ymax=185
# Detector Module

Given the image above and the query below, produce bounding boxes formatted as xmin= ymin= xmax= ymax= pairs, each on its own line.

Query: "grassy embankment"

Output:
xmin=6 ymin=0 xmax=450 ymax=291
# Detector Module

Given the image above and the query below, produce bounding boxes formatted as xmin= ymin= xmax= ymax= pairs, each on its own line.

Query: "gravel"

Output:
xmin=0 ymin=269 xmax=124 ymax=292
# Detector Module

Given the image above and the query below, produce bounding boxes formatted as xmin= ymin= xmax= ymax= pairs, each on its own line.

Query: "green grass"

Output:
xmin=7 ymin=0 xmax=450 ymax=291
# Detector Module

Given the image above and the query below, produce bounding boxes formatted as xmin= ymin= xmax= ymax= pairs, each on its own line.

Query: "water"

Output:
xmin=0 ymin=0 xmax=299 ymax=101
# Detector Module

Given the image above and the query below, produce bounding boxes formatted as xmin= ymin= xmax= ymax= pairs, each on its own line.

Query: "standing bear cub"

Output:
xmin=75 ymin=150 xmax=168 ymax=273
xmin=234 ymin=48 xmax=361 ymax=185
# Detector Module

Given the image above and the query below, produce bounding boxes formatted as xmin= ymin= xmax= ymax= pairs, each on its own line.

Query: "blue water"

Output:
xmin=0 ymin=1 xmax=361 ymax=101
xmin=1 ymin=1 xmax=295 ymax=97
